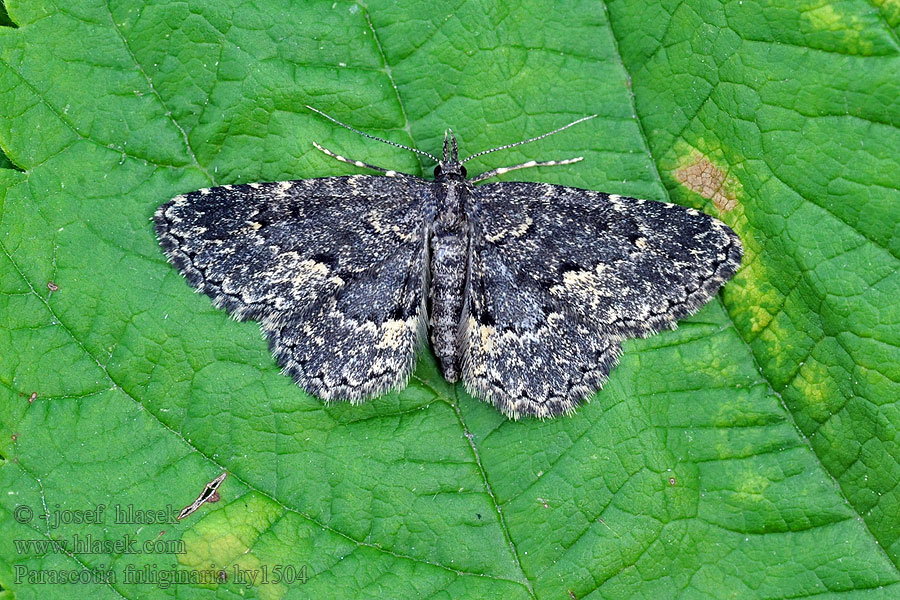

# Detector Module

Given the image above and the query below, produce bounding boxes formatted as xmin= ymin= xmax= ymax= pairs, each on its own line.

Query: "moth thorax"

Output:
xmin=435 ymin=179 xmax=467 ymax=227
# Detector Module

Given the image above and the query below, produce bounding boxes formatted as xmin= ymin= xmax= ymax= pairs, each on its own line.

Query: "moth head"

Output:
xmin=435 ymin=130 xmax=467 ymax=180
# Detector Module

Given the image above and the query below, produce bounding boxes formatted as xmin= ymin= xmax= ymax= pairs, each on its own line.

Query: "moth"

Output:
xmin=155 ymin=107 xmax=742 ymax=419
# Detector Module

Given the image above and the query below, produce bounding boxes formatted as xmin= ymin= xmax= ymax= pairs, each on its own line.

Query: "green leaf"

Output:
xmin=1 ymin=0 xmax=899 ymax=598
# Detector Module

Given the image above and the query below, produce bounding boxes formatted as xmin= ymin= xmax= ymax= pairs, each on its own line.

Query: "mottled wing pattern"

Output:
xmin=154 ymin=175 xmax=432 ymax=400
xmin=463 ymin=182 xmax=742 ymax=418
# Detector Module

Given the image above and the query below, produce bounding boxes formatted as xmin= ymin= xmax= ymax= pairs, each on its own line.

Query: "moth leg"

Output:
xmin=312 ymin=142 xmax=406 ymax=177
xmin=470 ymin=157 xmax=584 ymax=183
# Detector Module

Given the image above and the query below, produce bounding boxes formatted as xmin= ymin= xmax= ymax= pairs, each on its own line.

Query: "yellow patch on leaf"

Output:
xmin=178 ymin=491 xmax=287 ymax=599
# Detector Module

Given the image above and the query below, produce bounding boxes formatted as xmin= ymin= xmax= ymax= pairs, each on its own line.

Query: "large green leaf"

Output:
xmin=1 ymin=0 xmax=899 ymax=598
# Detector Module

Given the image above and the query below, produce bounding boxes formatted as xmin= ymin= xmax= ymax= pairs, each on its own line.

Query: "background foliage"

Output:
xmin=1 ymin=0 xmax=899 ymax=598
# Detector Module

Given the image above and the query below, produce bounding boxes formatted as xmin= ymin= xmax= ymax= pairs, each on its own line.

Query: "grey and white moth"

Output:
xmin=154 ymin=107 xmax=742 ymax=419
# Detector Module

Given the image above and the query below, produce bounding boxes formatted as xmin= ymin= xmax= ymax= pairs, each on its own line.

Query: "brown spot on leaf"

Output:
xmin=669 ymin=477 xmax=677 ymax=486
xmin=47 ymin=281 xmax=59 ymax=292
xmin=28 ymin=392 xmax=37 ymax=403
xmin=674 ymin=155 xmax=738 ymax=212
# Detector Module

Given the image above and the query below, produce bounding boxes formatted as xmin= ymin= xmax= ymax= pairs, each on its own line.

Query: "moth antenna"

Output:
xmin=306 ymin=105 xmax=439 ymax=162
xmin=462 ymin=114 xmax=598 ymax=163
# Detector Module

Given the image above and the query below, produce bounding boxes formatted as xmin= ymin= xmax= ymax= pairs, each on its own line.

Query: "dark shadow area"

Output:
xmin=0 ymin=146 xmax=23 ymax=171
xmin=0 ymin=2 xmax=16 ymax=28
